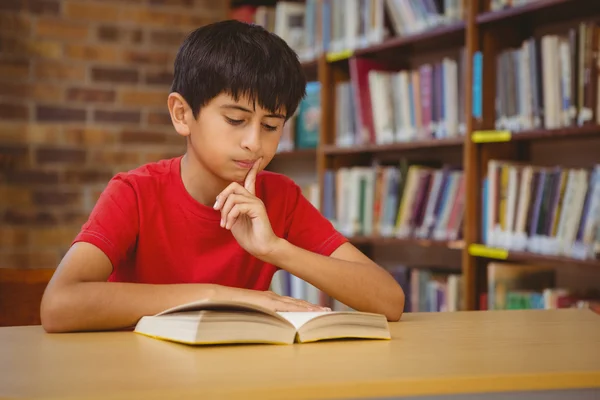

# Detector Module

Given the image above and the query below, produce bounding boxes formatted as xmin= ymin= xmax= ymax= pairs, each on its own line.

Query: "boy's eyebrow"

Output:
xmin=220 ymin=104 xmax=285 ymax=119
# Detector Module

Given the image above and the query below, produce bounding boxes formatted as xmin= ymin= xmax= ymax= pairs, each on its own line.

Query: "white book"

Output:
xmin=135 ymin=299 xmax=390 ymax=345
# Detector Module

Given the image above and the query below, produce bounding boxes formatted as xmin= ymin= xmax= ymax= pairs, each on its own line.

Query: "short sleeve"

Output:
xmin=72 ymin=174 xmax=139 ymax=271
xmin=284 ymin=181 xmax=348 ymax=256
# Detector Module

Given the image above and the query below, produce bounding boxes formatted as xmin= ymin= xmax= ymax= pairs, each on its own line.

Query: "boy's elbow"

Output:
xmin=40 ymin=290 xmax=70 ymax=333
xmin=385 ymin=286 xmax=405 ymax=322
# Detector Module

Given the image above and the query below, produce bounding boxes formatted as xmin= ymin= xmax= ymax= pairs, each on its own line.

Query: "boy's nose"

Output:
xmin=240 ymin=126 xmax=261 ymax=153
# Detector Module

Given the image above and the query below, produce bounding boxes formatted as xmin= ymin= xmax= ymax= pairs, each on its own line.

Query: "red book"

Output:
xmin=349 ymin=57 xmax=394 ymax=145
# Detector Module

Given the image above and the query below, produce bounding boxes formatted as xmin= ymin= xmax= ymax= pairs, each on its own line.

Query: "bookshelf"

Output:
xmin=229 ymin=0 xmax=600 ymax=313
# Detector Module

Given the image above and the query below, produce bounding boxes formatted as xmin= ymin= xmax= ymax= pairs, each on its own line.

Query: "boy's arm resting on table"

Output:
xmin=40 ymin=242 xmax=327 ymax=334
xmin=40 ymin=242 xmax=221 ymax=333
xmin=263 ymin=239 xmax=406 ymax=322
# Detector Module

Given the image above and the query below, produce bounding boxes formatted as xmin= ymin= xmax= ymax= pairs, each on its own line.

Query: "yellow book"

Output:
xmin=134 ymin=299 xmax=391 ymax=346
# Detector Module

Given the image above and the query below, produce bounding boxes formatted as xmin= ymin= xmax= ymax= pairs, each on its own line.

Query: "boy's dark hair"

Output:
xmin=171 ymin=19 xmax=307 ymax=121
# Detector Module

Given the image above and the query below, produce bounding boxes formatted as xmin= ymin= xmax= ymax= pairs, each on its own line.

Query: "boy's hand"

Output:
xmin=213 ymin=158 xmax=279 ymax=259
xmin=237 ymin=289 xmax=331 ymax=312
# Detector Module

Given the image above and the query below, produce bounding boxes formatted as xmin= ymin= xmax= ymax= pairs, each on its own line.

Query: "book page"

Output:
xmin=277 ymin=312 xmax=329 ymax=329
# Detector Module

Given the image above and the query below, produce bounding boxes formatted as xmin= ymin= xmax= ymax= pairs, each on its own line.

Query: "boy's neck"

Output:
xmin=179 ymin=152 xmax=228 ymax=207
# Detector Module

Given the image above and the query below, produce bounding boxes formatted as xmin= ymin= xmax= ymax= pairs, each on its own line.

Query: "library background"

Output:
xmin=1 ymin=0 xmax=599 ymax=326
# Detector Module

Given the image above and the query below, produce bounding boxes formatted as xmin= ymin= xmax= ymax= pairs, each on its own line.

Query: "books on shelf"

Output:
xmin=406 ymin=267 xmax=464 ymax=312
xmin=488 ymin=22 xmax=600 ymax=132
xmin=483 ymin=160 xmax=600 ymax=261
xmin=336 ymin=50 xmax=467 ymax=147
xmin=490 ymin=0 xmax=542 ymax=12
xmin=277 ymin=81 xmax=321 ymax=153
xmin=485 ymin=261 xmax=600 ymax=311
xmin=322 ymin=162 xmax=466 ymax=241
xmin=270 ymin=265 xmax=464 ymax=314
xmin=232 ymin=1 xmax=466 ymax=63
xmin=134 ymin=299 xmax=391 ymax=345
xmin=385 ymin=0 xmax=465 ymax=38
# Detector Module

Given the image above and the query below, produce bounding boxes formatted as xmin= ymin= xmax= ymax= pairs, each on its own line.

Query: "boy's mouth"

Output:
xmin=233 ymin=159 xmax=256 ymax=169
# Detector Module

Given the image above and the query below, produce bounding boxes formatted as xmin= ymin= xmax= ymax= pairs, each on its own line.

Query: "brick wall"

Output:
xmin=0 ymin=0 xmax=228 ymax=270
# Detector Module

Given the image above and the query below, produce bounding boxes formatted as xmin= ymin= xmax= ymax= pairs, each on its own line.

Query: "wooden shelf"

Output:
xmin=472 ymin=125 xmax=600 ymax=143
xmin=321 ymin=137 xmax=464 ymax=155
xmin=476 ymin=0 xmax=573 ymax=24
xmin=510 ymin=125 xmax=600 ymax=141
xmin=469 ymin=244 xmax=600 ymax=269
xmin=475 ymin=0 xmax=600 ymax=27
xmin=354 ymin=22 xmax=466 ymax=57
xmin=348 ymin=236 xmax=464 ymax=250
xmin=274 ymin=148 xmax=316 ymax=158
xmin=324 ymin=22 xmax=465 ymax=64
xmin=301 ymin=59 xmax=318 ymax=80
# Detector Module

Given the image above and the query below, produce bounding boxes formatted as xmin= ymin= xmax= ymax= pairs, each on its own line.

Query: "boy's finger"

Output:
xmin=244 ymin=157 xmax=262 ymax=195
xmin=214 ymin=182 xmax=249 ymax=210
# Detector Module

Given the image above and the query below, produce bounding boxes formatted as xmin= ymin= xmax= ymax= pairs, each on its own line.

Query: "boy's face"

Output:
xmin=169 ymin=92 xmax=285 ymax=183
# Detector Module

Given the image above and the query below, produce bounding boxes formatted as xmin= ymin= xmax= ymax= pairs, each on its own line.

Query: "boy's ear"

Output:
xmin=167 ymin=93 xmax=193 ymax=137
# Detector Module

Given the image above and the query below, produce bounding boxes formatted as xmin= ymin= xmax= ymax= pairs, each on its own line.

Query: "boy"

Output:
xmin=40 ymin=20 xmax=405 ymax=333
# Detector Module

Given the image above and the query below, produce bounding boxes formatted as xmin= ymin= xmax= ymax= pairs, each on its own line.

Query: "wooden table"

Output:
xmin=1 ymin=309 xmax=599 ymax=400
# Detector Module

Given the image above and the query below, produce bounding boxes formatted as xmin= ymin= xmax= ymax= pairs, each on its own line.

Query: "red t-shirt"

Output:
xmin=72 ymin=156 xmax=347 ymax=290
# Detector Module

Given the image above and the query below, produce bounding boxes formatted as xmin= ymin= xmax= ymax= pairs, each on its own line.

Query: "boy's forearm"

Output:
xmin=41 ymin=281 xmax=237 ymax=333
xmin=264 ymin=239 xmax=405 ymax=321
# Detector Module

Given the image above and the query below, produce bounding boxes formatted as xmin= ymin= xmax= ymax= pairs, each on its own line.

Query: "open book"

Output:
xmin=134 ymin=299 xmax=391 ymax=345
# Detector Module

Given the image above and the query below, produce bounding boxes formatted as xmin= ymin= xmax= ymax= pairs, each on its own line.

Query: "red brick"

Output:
xmin=0 ymin=37 xmax=62 ymax=59
xmin=0 ymin=0 xmax=19 ymax=11
xmin=91 ymin=67 xmax=139 ymax=84
xmin=0 ymin=227 xmax=29 ymax=247
xmin=165 ymin=134 xmax=185 ymax=146
xmin=35 ymin=18 xmax=89 ymax=40
xmin=0 ymin=0 xmax=60 ymax=15
xmin=36 ymin=106 xmax=86 ymax=122
xmin=93 ymin=109 xmax=141 ymax=124
xmin=3 ymin=209 xmax=58 ymax=226
xmin=63 ymin=128 xmax=118 ymax=145
xmin=61 ymin=212 xmax=88 ymax=225
xmin=31 ymin=227 xmax=80 ymax=247
xmin=143 ymin=151 xmax=183 ymax=163
xmin=123 ymin=8 xmax=213 ymax=28
xmin=0 ymin=102 xmax=29 ymax=120
xmin=36 ymin=147 xmax=87 ymax=164
xmin=121 ymin=130 xmax=167 ymax=144
xmin=32 ymin=190 xmax=80 ymax=207
xmin=34 ymin=61 xmax=86 ymax=81
xmin=25 ymin=124 xmax=63 ymax=144
xmin=145 ymin=70 xmax=173 ymax=86
xmin=63 ymin=169 xmax=113 ymax=184
xmin=0 ymin=12 xmax=32 ymax=35
xmin=0 ymin=144 xmax=28 ymax=170
xmin=123 ymin=50 xmax=173 ymax=66
xmin=147 ymin=111 xmax=172 ymax=126
xmin=26 ymin=0 xmax=61 ymax=15
xmin=0 ymin=250 xmax=59 ymax=269
xmin=91 ymin=150 xmax=141 ymax=165
xmin=148 ymin=0 xmax=194 ymax=5
xmin=0 ymin=82 xmax=64 ymax=102
xmin=0 ymin=185 xmax=32 ymax=207
xmin=0 ymin=122 xmax=26 ymax=144
xmin=64 ymin=44 xmax=118 ymax=62
xmin=66 ymin=88 xmax=116 ymax=103
xmin=0 ymin=58 xmax=30 ymax=80
xmin=97 ymin=25 xmax=143 ymax=44
xmin=149 ymin=30 xmax=187 ymax=47
xmin=5 ymin=170 xmax=60 ymax=185
xmin=0 ymin=122 xmax=60 ymax=145
xmin=120 ymin=89 xmax=167 ymax=107
xmin=64 ymin=1 xmax=120 ymax=22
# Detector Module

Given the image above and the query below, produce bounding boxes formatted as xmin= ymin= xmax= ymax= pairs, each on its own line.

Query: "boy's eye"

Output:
xmin=263 ymin=124 xmax=277 ymax=132
xmin=225 ymin=117 xmax=243 ymax=126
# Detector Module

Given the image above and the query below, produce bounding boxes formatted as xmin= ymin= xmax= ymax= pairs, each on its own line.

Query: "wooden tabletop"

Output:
xmin=1 ymin=309 xmax=599 ymax=400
